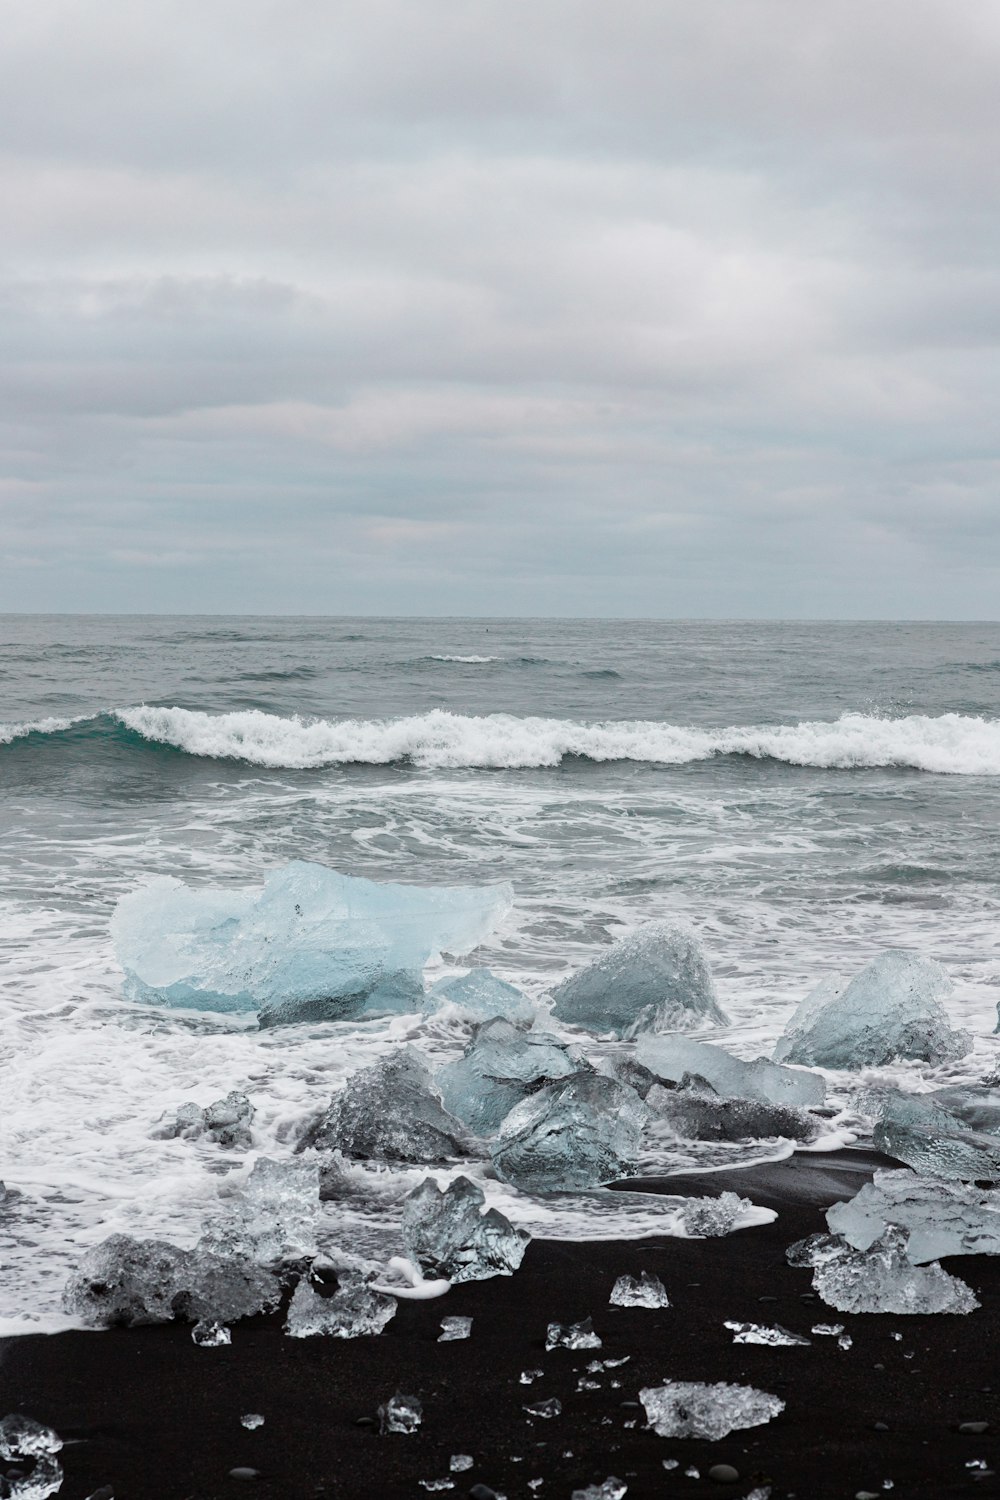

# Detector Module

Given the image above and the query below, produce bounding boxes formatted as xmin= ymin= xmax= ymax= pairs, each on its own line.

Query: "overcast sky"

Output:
xmin=3 ymin=1 xmax=999 ymax=616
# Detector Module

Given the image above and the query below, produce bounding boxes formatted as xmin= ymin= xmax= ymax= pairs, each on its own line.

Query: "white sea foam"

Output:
xmin=426 ymin=654 xmax=501 ymax=663
xmin=0 ymin=715 xmax=80 ymax=745
xmin=114 ymin=706 xmax=1000 ymax=774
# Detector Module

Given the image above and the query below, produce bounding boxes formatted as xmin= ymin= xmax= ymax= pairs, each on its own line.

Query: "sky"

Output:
xmin=2 ymin=1 xmax=999 ymax=616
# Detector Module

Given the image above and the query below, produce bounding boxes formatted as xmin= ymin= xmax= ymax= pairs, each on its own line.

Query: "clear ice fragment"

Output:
xmin=862 ymin=1090 xmax=1000 ymax=1181
xmin=679 ymin=1191 xmax=757 ymax=1237
xmin=811 ymin=1323 xmax=845 ymax=1336
xmin=724 ymin=1321 xmax=810 ymax=1346
xmin=192 ymin=1319 xmax=231 ymax=1346
xmin=639 ymin=1381 xmax=785 ymax=1439
xmin=378 ymin=1392 xmax=422 ymax=1434
xmin=520 ymin=1369 xmax=544 ymax=1384
xmin=418 ymin=1481 xmax=454 ymax=1492
xmin=571 ymin=1481 xmax=627 ymax=1500
xmin=62 ymin=1234 xmax=281 ymax=1327
xmin=426 ymin=968 xmax=535 ymax=1023
xmin=157 ymin=1090 xmax=255 ymax=1149
xmin=524 ymin=1398 xmax=562 ymax=1419
xmin=637 ymin=1034 xmax=825 ymax=1108
xmin=300 ymin=1047 xmax=474 ymax=1163
xmin=200 ymin=1157 xmax=319 ymax=1266
xmin=827 ymin=1168 xmax=1000 ymax=1262
xmin=284 ymin=1276 xmax=397 ymax=1338
xmin=401 ymin=1174 xmax=529 ymax=1283
xmin=437 ymin=1019 xmax=580 ymax=1136
xmin=609 ymin=1271 xmax=670 ymax=1308
xmin=790 ymin=1225 xmax=979 ymax=1314
xmin=450 ymin=1455 xmax=474 ymax=1472
xmin=241 ymin=1414 xmax=265 ymax=1429
xmin=0 ymin=1414 xmax=64 ymax=1500
xmin=550 ymin=920 xmax=727 ymax=1037
xmin=490 ymin=1073 xmax=649 ymax=1191
xmin=438 ymin=1315 xmax=473 ymax=1341
xmin=645 ymin=1079 xmax=819 ymax=1143
xmin=545 ymin=1316 xmax=602 ymax=1351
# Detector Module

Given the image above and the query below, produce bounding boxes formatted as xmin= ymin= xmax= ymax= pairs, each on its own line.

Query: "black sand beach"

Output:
xmin=4 ymin=1151 xmax=1000 ymax=1500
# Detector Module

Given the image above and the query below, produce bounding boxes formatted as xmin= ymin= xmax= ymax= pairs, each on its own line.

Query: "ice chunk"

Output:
xmin=192 ymin=1318 xmax=231 ymax=1346
xmin=724 ymin=1321 xmax=810 ymax=1346
xmin=827 ymin=1168 xmax=1000 ymax=1263
xmin=241 ymin=1414 xmax=265 ymax=1429
xmin=426 ymin=968 xmax=535 ymax=1022
xmin=450 ymin=1455 xmax=474 ymax=1471
xmin=439 ymin=1315 xmax=473 ymax=1341
xmin=156 ymin=1090 xmax=254 ymax=1149
xmin=774 ymin=950 xmax=972 ymax=1069
xmin=596 ymin=1056 xmax=659 ymax=1099
xmin=546 ymin=1316 xmax=602 ymax=1351
xmin=112 ymin=861 xmax=512 ymax=1023
xmin=378 ymin=1393 xmax=422 ymax=1434
xmin=524 ymin=1397 xmax=562 ymax=1419
xmin=637 ymin=1034 xmax=825 ymax=1108
xmin=0 ymin=1414 xmax=64 ymax=1500
xmin=862 ymin=1089 xmax=1000 ymax=1181
xmin=62 ymin=1234 xmax=281 ymax=1327
xmin=609 ymin=1271 xmax=670 ymax=1308
xmin=646 ymin=1079 xmax=819 ymax=1143
xmin=790 ymin=1225 xmax=979 ymax=1314
xmin=679 ymin=1191 xmax=757 ymax=1237
xmin=300 ymin=1047 xmax=474 ymax=1164
xmin=401 ymin=1174 xmax=529 ymax=1282
xmin=639 ymin=1381 xmax=784 ymax=1439
xmin=200 ymin=1157 xmax=319 ymax=1265
xmin=437 ymin=1019 xmax=581 ymax=1137
xmin=284 ymin=1275 xmax=397 ymax=1338
xmin=571 ymin=1482 xmax=627 ymax=1500
xmin=490 ymin=1073 xmax=649 ymax=1191
xmin=930 ymin=1084 xmax=1000 ymax=1135
xmin=550 ymin=920 xmax=727 ymax=1037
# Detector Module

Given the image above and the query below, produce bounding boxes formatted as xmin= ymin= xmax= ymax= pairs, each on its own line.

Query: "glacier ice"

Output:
xmin=426 ymin=968 xmax=535 ymax=1023
xmin=571 ymin=1482 xmax=627 ymax=1500
xmin=609 ymin=1271 xmax=670 ymax=1308
xmin=549 ymin=920 xmax=728 ymax=1037
xmin=788 ymin=1224 xmax=979 ymax=1314
xmin=639 ymin=1381 xmax=784 ymax=1439
xmin=401 ymin=1174 xmax=529 ymax=1282
xmin=646 ymin=1078 xmax=819 ymax=1143
xmin=490 ymin=1073 xmax=649 ymax=1191
xmin=596 ymin=1055 xmax=659 ymax=1099
xmin=439 ymin=1315 xmax=473 ymax=1341
xmin=524 ymin=1397 xmax=562 ymax=1419
xmin=862 ymin=1088 xmax=1000 ymax=1181
xmin=636 ymin=1034 xmax=825 ymax=1108
xmin=724 ymin=1321 xmax=810 ymax=1346
xmin=679 ymin=1191 xmax=758 ymax=1237
xmin=930 ymin=1083 xmax=1000 ymax=1135
xmin=299 ymin=1047 xmax=474 ymax=1164
xmin=827 ymin=1168 xmax=1000 ymax=1263
xmin=774 ymin=950 xmax=972 ymax=1069
xmin=62 ymin=1234 xmax=281 ymax=1328
xmin=0 ymin=1414 xmax=64 ymax=1500
xmin=157 ymin=1090 xmax=254 ymax=1149
xmin=284 ymin=1276 xmax=397 ymax=1338
xmin=437 ymin=1018 xmax=581 ymax=1137
xmin=200 ymin=1157 xmax=319 ymax=1266
xmin=112 ymin=861 xmax=512 ymax=1024
xmin=378 ymin=1393 xmax=422 ymax=1434
xmin=546 ymin=1316 xmax=602 ymax=1351
xmin=241 ymin=1414 xmax=265 ymax=1430
xmin=192 ymin=1318 xmax=231 ymax=1346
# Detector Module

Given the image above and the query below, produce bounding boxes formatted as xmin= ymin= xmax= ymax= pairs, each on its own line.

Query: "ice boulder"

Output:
xmin=549 ymin=921 xmax=727 ymax=1038
xmin=828 ymin=1168 xmax=1000 ymax=1263
xmin=62 ymin=1234 xmax=281 ymax=1328
xmin=490 ymin=1073 xmax=650 ymax=1191
xmin=401 ymin=1174 xmax=529 ymax=1282
xmin=299 ymin=1047 xmax=475 ymax=1164
xmin=639 ymin=1381 xmax=784 ymax=1439
xmin=637 ymin=1033 xmax=825 ymax=1108
xmin=437 ymin=1018 xmax=582 ymax=1136
xmin=0 ymin=1414 xmax=64 ymax=1500
xmin=155 ymin=1090 xmax=255 ymax=1149
xmin=646 ymin=1078 xmax=820 ymax=1144
xmin=200 ymin=1157 xmax=319 ymax=1266
xmin=863 ymin=1088 xmax=1000 ymax=1181
xmin=112 ymin=861 xmax=512 ymax=1024
xmin=425 ymin=968 xmax=535 ymax=1023
xmin=788 ymin=1224 xmax=978 ymax=1314
xmin=284 ymin=1275 xmax=397 ymax=1338
xmin=774 ymin=950 xmax=972 ymax=1069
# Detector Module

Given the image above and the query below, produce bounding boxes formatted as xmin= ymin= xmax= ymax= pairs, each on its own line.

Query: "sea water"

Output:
xmin=3 ymin=616 xmax=1000 ymax=1333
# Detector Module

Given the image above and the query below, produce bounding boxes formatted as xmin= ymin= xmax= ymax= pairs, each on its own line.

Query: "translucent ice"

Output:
xmin=62 ymin=1234 xmax=281 ymax=1327
xmin=437 ymin=1018 xmax=581 ymax=1137
xmin=284 ymin=1276 xmax=397 ymax=1338
xmin=378 ymin=1392 xmax=422 ymax=1434
xmin=930 ymin=1084 xmax=1000 ymax=1136
xmin=300 ymin=1048 xmax=474 ymax=1164
xmin=0 ymin=1414 xmax=64 ymax=1500
xmin=200 ymin=1157 xmax=319 ymax=1265
xmin=439 ymin=1315 xmax=473 ymax=1341
xmin=862 ymin=1089 xmax=1000 ymax=1181
xmin=546 ymin=1316 xmax=602 ymax=1351
xmin=426 ymin=968 xmax=535 ymax=1023
xmin=639 ymin=1381 xmax=784 ymax=1439
xmin=571 ymin=1482 xmax=627 ymax=1500
xmin=679 ymin=1191 xmax=758 ymax=1237
xmin=789 ymin=1225 xmax=979 ymax=1314
xmin=827 ymin=1168 xmax=1000 ymax=1263
xmin=774 ymin=950 xmax=973 ymax=1069
xmin=241 ymin=1414 xmax=265 ymax=1430
xmin=157 ymin=1091 xmax=254 ymax=1149
xmin=646 ymin=1079 xmax=819 ymax=1143
xmin=112 ymin=861 xmax=512 ymax=1024
xmin=490 ymin=1073 xmax=650 ymax=1191
xmin=192 ymin=1318 xmax=231 ymax=1346
xmin=524 ymin=1397 xmax=562 ymax=1419
xmin=724 ymin=1321 xmax=810 ymax=1346
xmin=550 ymin=920 xmax=727 ymax=1037
xmin=450 ymin=1455 xmax=474 ymax=1471
xmin=596 ymin=1055 xmax=659 ymax=1099
xmin=401 ymin=1174 xmax=530 ymax=1282
xmin=609 ymin=1271 xmax=670 ymax=1308
xmin=637 ymin=1034 xmax=825 ymax=1108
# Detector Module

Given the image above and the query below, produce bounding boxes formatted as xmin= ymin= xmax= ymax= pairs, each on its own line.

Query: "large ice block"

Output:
xmin=774 ymin=950 xmax=972 ymax=1069
xmin=789 ymin=1225 xmax=979 ymax=1314
xmin=828 ymin=1168 xmax=1000 ymax=1262
xmin=284 ymin=1275 xmax=398 ymax=1338
xmin=300 ymin=1048 xmax=474 ymax=1163
xmin=425 ymin=968 xmax=535 ymax=1023
xmin=550 ymin=920 xmax=728 ymax=1037
xmin=62 ymin=1234 xmax=281 ymax=1327
xmin=637 ymin=1034 xmax=825 ymax=1108
xmin=0 ymin=1414 xmax=64 ymax=1500
xmin=437 ymin=1018 xmax=581 ymax=1136
xmin=639 ymin=1381 xmax=784 ymax=1439
xmin=863 ymin=1088 xmax=1000 ymax=1180
xmin=200 ymin=1157 xmax=319 ymax=1266
xmin=646 ymin=1079 xmax=819 ymax=1143
xmin=489 ymin=1073 xmax=650 ymax=1191
xmin=401 ymin=1174 xmax=530 ymax=1282
xmin=112 ymin=861 xmax=512 ymax=1023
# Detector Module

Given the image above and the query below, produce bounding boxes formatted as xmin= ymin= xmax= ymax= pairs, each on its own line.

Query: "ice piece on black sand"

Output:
xmin=609 ymin=1271 xmax=670 ymax=1308
xmin=571 ymin=1481 xmax=628 ymax=1500
xmin=402 ymin=1174 xmax=529 ymax=1282
xmin=639 ymin=1381 xmax=784 ymax=1439
xmin=724 ymin=1321 xmax=811 ymax=1346
xmin=546 ymin=1316 xmax=602 ymax=1351
xmin=790 ymin=1225 xmax=979 ymax=1314
xmin=827 ymin=1168 xmax=1000 ymax=1263
xmin=284 ymin=1275 xmax=397 ymax=1338
xmin=862 ymin=1089 xmax=1000 ymax=1181
xmin=200 ymin=1157 xmax=319 ymax=1265
xmin=680 ymin=1191 xmax=758 ymax=1237
xmin=156 ymin=1090 xmax=254 ymax=1149
xmin=637 ymin=1034 xmax=825 ymax=1108
xmin=550 ymin=920 xmax=727 ymax=1037
xmin=299 ymin=1047 xmax=474 ymax=1164
xmin=112 ymin=860 xmax=512 ymax=1023
xmin=437 ymin=1018 xmax=581 ymax=1137
xmin=774 ymin=950 xmax=972 ymax=1069
xmin=524 ymin=1397 xmax=562 ymax=1419
xmin=439 ymin=1315 xmax=473 ymax=1341
xmin=450 ymin=1455 xmax=474 ymax=1472
xmin=62 ymin=1234 xmax=281 ymax=1327
xmin=241 ymin=1414 xmax=265 ymax=1429
xmin=378 ymin=1392 xmax=422 ymax=1434
xmin=646 ymin=1078 xmax=819 ymax=1143
xmin=426 ymin=968 xmax=535 ymax=1023
xmin=0 ymin=1414 xmax=64 ymax=1500
xmin=490 ymin=1073 xmax=649 ymax=1191
xmin=192 ymin=1318 xmax=231 ymax=1346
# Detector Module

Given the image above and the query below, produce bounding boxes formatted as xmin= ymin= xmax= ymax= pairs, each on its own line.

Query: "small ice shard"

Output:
xmin=157 ymin=1091 xmax=255 ymax=1149
xmin=426 ymin=968 xmax=535 ymax=1023
xmin=546 ymin=1316 xmax=602 ymax=1351
xmin=0 ymin=1414 xmax=64 ymax=1500
xmin=112 ymin=860 xmax=512 ymax=1024
xmin=378 ymin=1392 xmax=422 ymax=1434
xmin=437 ymin=1019 xmax=581 ymax=1137
xmin=827 ymin=1168 xmax=1000 ymax=1262
xmin=439 ymin=1315 xmax=473 ymax=1341
xmin=284 ymin=1276 xmax=397 ymax=1338
xmin=520 ymin=1368 xmax=544 ymax=1383
xmin=811 ymin=1322 xmax=844 ymax=1336
xmin=490 ymin=1073 xmax=649 ymax=1191
xmin=646 ymin=1078 xmax=819 ymax=1144
xmin=524 ymin=1398 xmax=562 ymax=1419
xmin=578 ymin=1376 xmax=602 ymax=1390
xmin=571 ymin=1481 xmax=627 ymax=1500
xmin=637 ymin=1034 xmax=825 ymax=1108
xmin=62 ymin=1234 xmax=281 ymax=1328
xmin=300 ymin=1047 xmax=474 ymax=1164
xmin=596 ymin=1056 xmax=659 ymax=1099
xmin=639 ymin=1381 xmax=785 ymax=1439
xmin=241 ymin=1414 xmax=265 ymax=1429
xmin=789 ymin=1225 xmax=979 ymax=1314
xmin=418 ymin=1482 xmax=454 ymax=1493
xmin=372 ymin=1255 xmax=450 ymax=1300
xmin=609 ymin=1271 xmax=670 ymax=1308
xmin=861 ymin=1089 xmax=1000 ymax=1181
xmin=774 ymin=950 xmax=973 ymax=1069
xmin=724 ymin=1321 xmax=810 ymax=1346
xmin=401 ymin=1174 xmax=529 ymax=1282
xmin=549 ymin=920 xmax=727 ymax=1037
xmin=450 ymin=1455 xmax=474 ymax=1472
xmin=200 ymin=1157 xmax=319 ymax=1266
xmin=192 ymin=1318 xmax=231 ymax=1346
xmin=679 ymin=1191 xmax=757 ymax=1237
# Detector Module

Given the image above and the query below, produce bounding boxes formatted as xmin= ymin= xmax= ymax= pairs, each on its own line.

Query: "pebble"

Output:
xmin=228 ymin=1470 xmax=261 ymax=1482
xmin=872 ymin=1422 xmax=890 ymax=1432
xmin=855 ymin=1492 xmax=880 ymax=1499
xmin=353 ymin=1416 xmax=378 ymax=1428
xmin=468 ymin=1487 xmax=500 ymax=1500
xmin=708 ymin=1464 xmax=740 ymax=1483
xmin=960 ymin=1422 xmax=991 ymax=1435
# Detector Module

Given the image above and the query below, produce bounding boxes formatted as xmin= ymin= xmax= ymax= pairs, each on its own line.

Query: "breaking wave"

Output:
xmin=0 ymin=715 xmax=81 ymax=746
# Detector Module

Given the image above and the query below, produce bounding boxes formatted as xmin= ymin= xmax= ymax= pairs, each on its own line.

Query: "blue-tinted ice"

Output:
xmin=861 ymin=1088 xmax=1000 ymax=1181
xmin=646 ymin=1079 xmax=819 ymax=1143
xmin=636 ymin=1034 xmax=825 ymax=1108
xmin=490 ymin=1073 xmax=649 ymax=1191
xmin=425 ymin=968 xmax=535 ymax=1022
xmin=437 ymin=1018 xmax=581 ymax=1136
xmin=401 ymin=1174 xmax=529 ymax=1282
xmin=300 ymin=1047 xmax=474 ymax=1163
xmin=828 ymin=1168 xmax=1000 ymax=1263
xmin=788 ymin=1224 xmax=979 ymax=1314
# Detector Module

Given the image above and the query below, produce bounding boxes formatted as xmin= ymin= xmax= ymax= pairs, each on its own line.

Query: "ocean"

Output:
xmin=3 ymin=615 xmax=1000 ymax=1336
